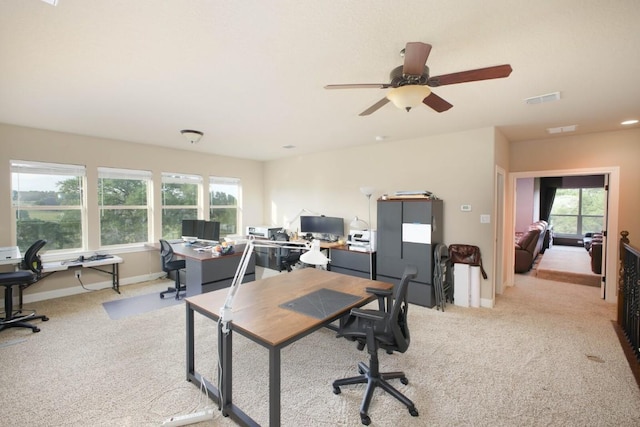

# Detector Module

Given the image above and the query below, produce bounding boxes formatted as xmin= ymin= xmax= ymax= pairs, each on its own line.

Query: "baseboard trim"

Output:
xmin=1 ymin=273 xmax=166 ymax=307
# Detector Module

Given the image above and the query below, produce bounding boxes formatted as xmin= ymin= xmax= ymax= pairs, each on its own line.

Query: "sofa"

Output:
xmin=514 ymin=220 xmax=548 ymax=273
xmin=584 ymin=232 xmax=603 ymax=274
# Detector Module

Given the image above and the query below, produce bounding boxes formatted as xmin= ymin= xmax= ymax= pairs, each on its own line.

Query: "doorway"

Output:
xmin=507 ymin=167 xmax=620 ymax=304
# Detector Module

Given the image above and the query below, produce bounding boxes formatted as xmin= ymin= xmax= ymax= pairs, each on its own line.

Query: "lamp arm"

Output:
xmin=219 ymin=237 xmax=313 ymax=333
xmin=283 ymin=208 xmax=321 ymax=231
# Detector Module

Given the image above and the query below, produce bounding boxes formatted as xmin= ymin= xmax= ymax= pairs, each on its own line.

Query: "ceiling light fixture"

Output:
xmin=386 ymin=85 xmax=431 ymax=112
xmin=621 ymin=119 xmax=639 ymax=126
xmin=180 ymin=129 xmax=203 ymax=144
xmin=41 ymin=0 xmax=58 ymax=5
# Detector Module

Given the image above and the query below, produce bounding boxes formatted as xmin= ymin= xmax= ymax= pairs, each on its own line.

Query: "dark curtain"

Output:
xmin=540 ymin=187 xmax=556 ymax=222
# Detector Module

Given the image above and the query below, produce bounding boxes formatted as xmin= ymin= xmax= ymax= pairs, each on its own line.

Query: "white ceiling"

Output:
xmin=1 ymin=0 xmax=639 ymax=161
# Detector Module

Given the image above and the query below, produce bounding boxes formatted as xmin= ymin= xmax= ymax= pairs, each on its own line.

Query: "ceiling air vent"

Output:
xmin=524 ymin=92 xmax=561 ymax=105
xmin=547 ymin=125 xmax=577 ymax=134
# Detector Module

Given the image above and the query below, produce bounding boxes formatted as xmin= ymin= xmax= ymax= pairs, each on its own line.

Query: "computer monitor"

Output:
xmin=181 ymin=219 xmax=199 ymax=240
xmin=201 ymin=221 xmax=220 ymax=242
xmin=300 ymin=216 xmax=344 ymax=241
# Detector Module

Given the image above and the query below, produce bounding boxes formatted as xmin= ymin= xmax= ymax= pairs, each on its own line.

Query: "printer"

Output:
xmin=246 ymin=225 xmax=281 ymax=239
xmin=347 ymin=229 xmax=377 ymax=252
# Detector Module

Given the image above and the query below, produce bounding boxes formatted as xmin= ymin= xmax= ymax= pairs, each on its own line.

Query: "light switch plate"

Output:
xmin=480 ymin=214 xmax=491 ymax=224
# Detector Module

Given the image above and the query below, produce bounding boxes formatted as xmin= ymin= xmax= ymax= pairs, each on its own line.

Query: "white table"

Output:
xmin=42 ymin=255 xmax=123 ymax=293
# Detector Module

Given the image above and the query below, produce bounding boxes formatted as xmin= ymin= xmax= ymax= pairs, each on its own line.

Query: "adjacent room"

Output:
xmin=1 ymin=1 xmax=640 ymax=426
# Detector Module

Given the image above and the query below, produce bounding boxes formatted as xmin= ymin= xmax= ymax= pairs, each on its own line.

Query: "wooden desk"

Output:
xmin=185 ymin=268 xmax=393 ymax=426
xmin=170 ymin=243 xmax=255 ymax=297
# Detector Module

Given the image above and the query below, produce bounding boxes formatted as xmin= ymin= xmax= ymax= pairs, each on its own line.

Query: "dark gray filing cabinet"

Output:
xmin=376 ymin=199 xmax=443 ymax=307
xmin=329 ymin=245 xmax=376 ymax=279
xmin=185 ymin=253 xmax=255 ymax=297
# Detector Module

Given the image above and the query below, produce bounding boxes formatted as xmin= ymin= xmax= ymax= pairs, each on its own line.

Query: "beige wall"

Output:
xmin=264 ymin=127 xmax=500 ymax=305
xmin=510 ymin=128 xmax=640 ymax=247
xmin=0 ymin=123 xmax=264 ymax=300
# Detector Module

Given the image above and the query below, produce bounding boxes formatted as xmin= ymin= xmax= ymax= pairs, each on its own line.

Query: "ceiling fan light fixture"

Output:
xmin=180 ymin=129 xmax=203 ymax=144
xmin=386 ymin=85 xmax=432 ymax=112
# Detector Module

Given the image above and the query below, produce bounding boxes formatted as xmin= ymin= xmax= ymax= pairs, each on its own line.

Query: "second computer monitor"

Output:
xmin=300 ymin=216 xmax=344 ymax=241
xmin=181 ymin=219 xmax=220 ymax=242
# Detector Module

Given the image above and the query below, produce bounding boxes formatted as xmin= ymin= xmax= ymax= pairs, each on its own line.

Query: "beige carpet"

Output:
xmin=536 ymin=245 xmax=601 ymax=287
xmin=1 ymin=274 xmax=639 ymax=426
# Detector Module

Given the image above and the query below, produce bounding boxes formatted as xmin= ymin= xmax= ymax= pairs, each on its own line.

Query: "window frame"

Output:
xmin=549 ymin=187 xmax=605 ymax=237
xmin=98 ymin=167 xmax=153 ymax=248
xmin=209 ymin=176 xmax=242 ymax=238
xmin=161 ymin=172 xmax=203 ymax=239
xmin=11 ymin=159 xmax=87 ymax=253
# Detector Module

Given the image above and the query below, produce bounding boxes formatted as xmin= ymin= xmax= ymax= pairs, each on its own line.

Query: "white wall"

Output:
xmin=0 ymin=123 xmax=265 ymax=298
xmin=264 ymin=127 xmax=500 ymax=304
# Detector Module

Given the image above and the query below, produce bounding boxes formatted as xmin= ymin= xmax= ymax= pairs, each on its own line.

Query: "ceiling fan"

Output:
xmin=324 ymin=42 xmax=512 ymax=116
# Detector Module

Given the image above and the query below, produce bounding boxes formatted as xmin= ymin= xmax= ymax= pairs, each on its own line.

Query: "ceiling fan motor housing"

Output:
xmin=390 ymin=65 xmax=430 ymax=87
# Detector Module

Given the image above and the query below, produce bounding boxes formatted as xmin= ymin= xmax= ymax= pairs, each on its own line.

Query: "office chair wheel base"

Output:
xmin=332 ymin=386 xmax=341 ymax=394
xmin=360 ymin=414 xmax=371 ymax=425
xmin=32 ymin=326 xmax=41 ymax=333
xmin=409 ymin=407 xmax=419 ymax=417
xmin=42 ymin=316 xmax=49 ymax=321
xmin=400 ymin=376 xmax=408 ymax=385
xmin=160 ymin=294 xmax=165 ymax=299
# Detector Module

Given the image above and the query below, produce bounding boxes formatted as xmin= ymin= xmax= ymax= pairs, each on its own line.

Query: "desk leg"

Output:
xmin=112 ymin=263 xmax=120 ymax=293
xmin=186 ymin=303 xmax=195 ymax=381
xmin=218 ymin=323 xmax=233 ymax=416
xmin=269 ymin=347 xmax=281 ymax=426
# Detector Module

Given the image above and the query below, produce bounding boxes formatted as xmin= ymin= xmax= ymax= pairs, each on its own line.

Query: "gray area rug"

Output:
xmin=1 ymin=276 xmax=639 ymax=426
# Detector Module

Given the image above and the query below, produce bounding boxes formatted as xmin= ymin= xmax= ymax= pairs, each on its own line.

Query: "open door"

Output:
xmin=600 ymin=174 xmax=609 ymax=299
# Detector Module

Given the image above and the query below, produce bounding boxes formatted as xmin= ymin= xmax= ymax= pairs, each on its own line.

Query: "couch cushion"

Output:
xmin=516 ymin=228 xmax=540 ymax=251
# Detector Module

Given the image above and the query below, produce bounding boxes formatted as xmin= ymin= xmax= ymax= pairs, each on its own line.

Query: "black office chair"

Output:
xmin=273 ymin=232 xmax=300 ymax=272
xmin=333 ymin=265 xmax=419 ymax=425
xmin=159 ymin=239 xmax=186 ymax=299
xmin=0 ymin=240 xmax=49 ymax=333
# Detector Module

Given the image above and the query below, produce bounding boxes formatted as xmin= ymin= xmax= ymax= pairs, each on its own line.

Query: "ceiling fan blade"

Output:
xmin=359 ymin=97 xmax=390 ymax=116
xmin=403 ymin=42 xmax=432 ymax=76
xmin=423 ymin=92 xmax=453 ymax=113
xmin=324 ymin=83 xmax=391 ymax=89
xmin=427 ymin=64 xmax=513 ymax=87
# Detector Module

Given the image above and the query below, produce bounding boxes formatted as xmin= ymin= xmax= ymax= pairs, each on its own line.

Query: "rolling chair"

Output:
xmin=273 ymin=232 xmax=301 ymax=272
xmin=333 ymin=265 xmax=419 ymax=425
xmin=0 ymin=239 xmax=49 ymax=333
xmin=159 ymin=239 xmax=186 ymax=299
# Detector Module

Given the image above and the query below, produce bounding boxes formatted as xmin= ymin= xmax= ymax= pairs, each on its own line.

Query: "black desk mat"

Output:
xmin=279 ymin=288 xmax=361 ymax=319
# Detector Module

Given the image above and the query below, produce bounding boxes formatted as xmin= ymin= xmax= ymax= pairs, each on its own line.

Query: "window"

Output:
xmin=98 ymin=167 xmax=152 ymax=246
xmin=549 ymin=187 xmax=605 ymax=236
xmin=209 ymin=177 xmax=241 ymax=238
xmin=11 ymin=160 xmax=86 ymax=252
xmin=161 ymin=173 xmax=202 ymax=239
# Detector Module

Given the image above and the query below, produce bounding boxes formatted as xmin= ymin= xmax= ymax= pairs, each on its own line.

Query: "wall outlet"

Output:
xmin=75 ymin=270 xmax=81 ymax=279
xmin=460 ymin=204 xmax=472 ymax=212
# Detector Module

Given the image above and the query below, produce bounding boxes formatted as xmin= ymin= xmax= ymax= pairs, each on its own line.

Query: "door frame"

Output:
xmin=507 ymin=166 xmax=619 ymax=304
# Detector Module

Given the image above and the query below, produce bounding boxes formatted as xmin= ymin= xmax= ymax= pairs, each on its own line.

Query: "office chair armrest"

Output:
xmin=366 ymin=287 xmax=392 ymax=311
xmin=350 ymin=308 xmax=385 ymax=323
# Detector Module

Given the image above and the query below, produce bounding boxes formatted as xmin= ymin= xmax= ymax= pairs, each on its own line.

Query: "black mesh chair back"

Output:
xmin=21 ymin=239 xmax=47 ymax=276
xmin=1 ymin=240 xmax=49 ymax=333
xmin=332 ymin=265 xmax=419 ymax=425
xmin=272 ymin=231 xmax=300 ymax=272
xmin=159 ymin=239 xmax=186 ymax=299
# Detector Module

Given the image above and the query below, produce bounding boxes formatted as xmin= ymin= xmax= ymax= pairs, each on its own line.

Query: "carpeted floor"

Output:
xmin=1 ymin=274 xmax=639 ymax=426
xmin=536 ymin=245 xmax=601 ymax=287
